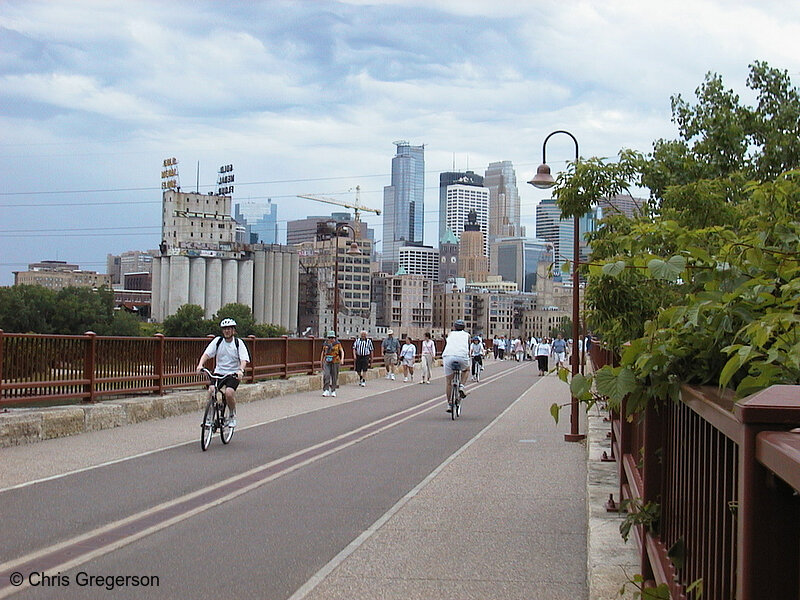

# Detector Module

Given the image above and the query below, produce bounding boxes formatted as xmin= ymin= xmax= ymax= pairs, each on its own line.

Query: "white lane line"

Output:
xmin=287 ymin=363 xmax=534 ymax=600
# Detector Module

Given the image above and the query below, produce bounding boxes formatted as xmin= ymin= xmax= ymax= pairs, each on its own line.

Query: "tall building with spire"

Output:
xmin=485 ymin=160 xmax=523 ymax=243
xmin=458 ymin=210 xmax=489 ymax=282
xmin=382 ymin=141 xmax=425 ymax=274
xmin=438 ymin=170 xmax=483 ymax=243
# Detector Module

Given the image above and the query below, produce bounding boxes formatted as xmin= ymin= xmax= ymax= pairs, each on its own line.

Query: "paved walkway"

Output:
xmin=1 ymin=362 xmax=638 ymax=599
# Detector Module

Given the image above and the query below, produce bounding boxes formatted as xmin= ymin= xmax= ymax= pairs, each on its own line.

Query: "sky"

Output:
xmin=2 ymin=0 xmax=799 ymax=286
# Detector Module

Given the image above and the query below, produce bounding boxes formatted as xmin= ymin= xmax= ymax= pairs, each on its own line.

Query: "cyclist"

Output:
xmin=196 ymin=318 xmax=250 ymax=428
xmin=441 ymin=319 xmax=470 ymax=413
xmin=469 ymin=335 xmax=484 ymax=380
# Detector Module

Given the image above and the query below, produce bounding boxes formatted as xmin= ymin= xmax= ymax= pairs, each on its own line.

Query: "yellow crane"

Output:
xmin=297 ymin=185 xmax=381 ymax=223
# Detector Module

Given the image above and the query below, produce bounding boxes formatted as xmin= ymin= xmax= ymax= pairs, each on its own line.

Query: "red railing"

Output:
xmin=0 ymin=330 xmax=443 ymax=407
xmin=608 ymin=384 xmax=800 ymax=600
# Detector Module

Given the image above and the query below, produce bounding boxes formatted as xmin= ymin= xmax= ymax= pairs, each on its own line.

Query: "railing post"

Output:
xmin=83 ymin=331 xmax=97 ymax=403
xmin=734 ymin=385 xmax=800 ymax=600
xmin=308 ymin=336 xmax=315 ymax=375
xmin=247 ymin=335 xmax=257 ymax=383
xmin=154 ymin=333 xmax=165 ymax=395
xmin=282 ymin=335 xmax=289 ymax=379
xmin=639 ymin=399 xmax=664 ymax=583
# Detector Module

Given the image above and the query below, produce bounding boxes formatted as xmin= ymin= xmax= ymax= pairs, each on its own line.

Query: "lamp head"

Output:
xmin=346 ymin=241 xmax=361 ymax=255
xmin=528 ymin=164 xmax=556 ymax=189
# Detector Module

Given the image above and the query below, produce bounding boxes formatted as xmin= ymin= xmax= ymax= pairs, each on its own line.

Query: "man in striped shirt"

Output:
xmin=353 ymin=330 xmax=374 ymax=387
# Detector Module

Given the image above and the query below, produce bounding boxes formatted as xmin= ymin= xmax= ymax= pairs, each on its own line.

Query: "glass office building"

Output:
xmin=383 ymin=141 xmax=425 ymax=273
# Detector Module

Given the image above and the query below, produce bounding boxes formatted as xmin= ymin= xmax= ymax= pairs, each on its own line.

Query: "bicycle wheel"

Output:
xmin=201 ymin=396 xmax=215 ymax=451
xmin=455 ymin=398 xmax=461 ymax=418
xmin=450 ymin=381 xmax=458 ymax=421
xmin=220 ymin=400 xmax=234 ymax=444
xmin=475 ymin=362 xmax=481 ymax=382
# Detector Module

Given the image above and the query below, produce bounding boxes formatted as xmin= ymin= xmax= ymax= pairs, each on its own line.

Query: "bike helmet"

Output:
xmin=220 ymin=318 xmax=237 ymax=328
xmin=453 ymin=319 xmax=465 ymax=330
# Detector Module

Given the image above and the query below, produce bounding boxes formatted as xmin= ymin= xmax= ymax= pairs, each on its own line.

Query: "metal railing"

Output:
xmin=608 ymin=381 xmax=800 ymax=600
xmin=0 ymin=330 xmax=443 ymax=407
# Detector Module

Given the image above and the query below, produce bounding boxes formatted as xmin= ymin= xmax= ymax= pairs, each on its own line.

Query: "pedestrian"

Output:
xmin=552 ymin=333 xmax=568 ymax=369
xmin=513 ymin=337 xmax=524 ymax=362
xmin=353 ymin=330 xmax=374 ymax=387
xmin=420 ymin=331 xmax=435 ymax=384
xmin=492 ymin=337 xmax=500 ymax=360
xmin=320 ymin=330 xmax=345 ymax=397
xmin=535 ymin=337 xmax=551 ymax=376
xmin=469 ymin=335 xmax=484 ymax=380
xmin=381 ymin=329 xmax=399 ymax=380
xmin=497 ymin=335 xmax=506 ymax=360
xmin=400 ymin=337 xmax=416 ymax=382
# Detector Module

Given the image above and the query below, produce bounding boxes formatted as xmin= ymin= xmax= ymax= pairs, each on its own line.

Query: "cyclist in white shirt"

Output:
xmin=441 ymin=320 xmax=470 ymax=413
xmin=196 ymin=318 xmax=250 ymax=428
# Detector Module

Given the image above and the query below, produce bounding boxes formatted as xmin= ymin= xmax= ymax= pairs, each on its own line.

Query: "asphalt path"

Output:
xmin=1 ymin=360 xmax=536 ymax=599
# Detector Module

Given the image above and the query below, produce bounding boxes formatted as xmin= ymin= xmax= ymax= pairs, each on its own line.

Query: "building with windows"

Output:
xmin=438 ymin=229 xmax=459 ymax=283
xmin=287 ymin=213 xmax=370 ymax=246
xmin=382 ymin=141 xmax=425 ymax=273
xmin=161 ymin=189 xmax=238 ymax=249
xmin=235 ymin=199 xmax=278 ymax=245
xmin=490 ymin=237 xmax=553 ymax=293
xmin=14 ymin=261 xmax=111 ymax=290
xmin=371 ymin=272 xmax=433 ymax=340
xmin=485 ymin=160 xmax=523 ymax=243
xmin=458 ymin=210 xmax=489 ymax=282
xmin=444 ymin=184 xmax=489 ymax=257
xmin=107 ymin=250 xmax=157 ymax=286
xmin=399 ymin=245 xmax=439 ymax=280
xmin=438 ymin=170 xmax=483 ymax=243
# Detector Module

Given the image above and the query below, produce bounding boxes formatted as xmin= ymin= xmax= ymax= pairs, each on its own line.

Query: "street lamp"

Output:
xmin=332 ymin=223 xmax=361 ymax=337
xmin=528 ymin=130 xmax=585 ymax=442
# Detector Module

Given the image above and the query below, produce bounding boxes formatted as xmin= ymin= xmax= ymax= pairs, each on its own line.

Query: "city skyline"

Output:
xmin=2 ymin=1 xmax=798 ymax=285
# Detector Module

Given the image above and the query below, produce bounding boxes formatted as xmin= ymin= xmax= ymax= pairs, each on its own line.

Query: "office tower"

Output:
xmin=399 ymin=245 xmax=439 ymax=280
xmin=383 ymin=141 xmax=425 ymax=273
xmin=235 ymin=199 xmax=278 ymax=244
xmin=596 ymin=194 xmax=645 ymax=219
xmin=444 ymin=184 xmax=489 ymax=257
xmin=287 ymin=213 xmax=368 ymax=246
xmin=490 ymin=237 xmax=553 ymax=293
xmin=485 ymin=160 xmax=523 ymax=242
xmin=458 ymin=210 xmax=489 ymax=282
xmin=438 ymin=171 xmax=483 ymax=244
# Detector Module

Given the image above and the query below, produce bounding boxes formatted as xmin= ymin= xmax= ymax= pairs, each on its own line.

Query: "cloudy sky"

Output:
xmin=1 ymin=0 xmax=799 ymax=286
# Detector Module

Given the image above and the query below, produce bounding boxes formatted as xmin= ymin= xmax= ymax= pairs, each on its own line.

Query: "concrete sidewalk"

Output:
xmin=293 ymin=369 xmax=638 ymax=600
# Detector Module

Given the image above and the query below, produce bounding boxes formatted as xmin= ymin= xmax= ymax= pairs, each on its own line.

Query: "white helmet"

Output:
xmin=220 ymin=318 xmax=237 ymax=328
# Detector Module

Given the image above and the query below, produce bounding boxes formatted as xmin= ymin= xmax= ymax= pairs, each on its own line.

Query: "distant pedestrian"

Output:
xmin=420 ymin=332 xmax=435 ymax=384
xmin=382 ymin=330 xmax=399 ymax=380
xmin=400 ymin=337 xmax=416 ymax=382
xmin=552 ymin=334 xmax=568 ymax=369
xmin=353 ymin=330 xmax=374 ymax=387
xmin=321 ymin=331 xmax=345 ymax=397
xmin=535 ymin=338 xmax=551 ymax=376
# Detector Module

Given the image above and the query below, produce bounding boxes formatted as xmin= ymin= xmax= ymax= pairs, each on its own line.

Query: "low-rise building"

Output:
xmin=14 ymin=261 xmax=111 ymax=290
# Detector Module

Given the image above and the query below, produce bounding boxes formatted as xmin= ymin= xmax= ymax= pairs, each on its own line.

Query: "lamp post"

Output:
xmin=529 ymin=130 xmax=586 ymax=442
xmin=332 ymin=223 xmax=361 ymax=337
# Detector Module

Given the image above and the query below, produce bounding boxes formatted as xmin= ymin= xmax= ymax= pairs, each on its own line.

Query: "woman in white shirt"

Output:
xmin=420 ymin=332 xmax=436 ymax=384
xmin=535 ymin=338 xmax=552 ymax=376
xmin=442 ymin=320 xmax=471 ymax=411
xmin=399 ymin=337 xmax=417 ymax=382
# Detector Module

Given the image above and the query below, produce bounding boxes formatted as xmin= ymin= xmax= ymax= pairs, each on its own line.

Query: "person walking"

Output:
xmin=513 ymin=337 xmax=524 ymax=362
xmin=320 ymin=331 xmax=345 ymax=397
xmin=497 ymin=335 xmax=506 ymax=360
xmin=535 ymin=337 xmax=552 ymax=376
xmin=381 ymin=330 xmax=399 ymax=380
xmin=353 ymin=330 xmax=374 ymax=387
xmin=399 ymin=337 xmax=416 ymax=382
xmin=552 ymin=333 xmax=568 ymax=369
xmin=420 ymin=331 xmax=435 ymax=384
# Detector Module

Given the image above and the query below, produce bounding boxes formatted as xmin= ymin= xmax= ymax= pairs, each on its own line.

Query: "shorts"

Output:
xmin=401 ymin=356 xmax=414 ymax=367
xmin=355 ymin=355 xmax=371 ymax=373
xmin=384 ymin=352 xmax=397 ymax=367
xmin=214 ymin=373 xmax=240 ymax=390
xmin=443 ymin=356 xmax=468 ymax=376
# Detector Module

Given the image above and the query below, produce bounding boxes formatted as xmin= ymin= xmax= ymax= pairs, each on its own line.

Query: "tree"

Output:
xmin=163 ymin=304 xmax=213 ymax=338
xmin=50 ymin=286 xmax=115 ymax=334
xmin=107 ymin=310 xmax=143 ymax=336
xmin=0 ymin=285 xmax=57 ymax=333
xmin=213 ymin=304 xmax=256 ymax=336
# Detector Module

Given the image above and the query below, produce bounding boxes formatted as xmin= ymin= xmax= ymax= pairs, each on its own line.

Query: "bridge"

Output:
xmin=0 ymin=358 xmax=631 ymax=599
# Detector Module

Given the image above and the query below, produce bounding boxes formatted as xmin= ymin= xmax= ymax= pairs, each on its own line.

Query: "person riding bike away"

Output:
xmin=196 ymin=318 xmax=250 ymax=428
xmin=441 ymin=320 xmax=471 ymax=413
xmin=470 ymin=335 xmax=484 ymax=380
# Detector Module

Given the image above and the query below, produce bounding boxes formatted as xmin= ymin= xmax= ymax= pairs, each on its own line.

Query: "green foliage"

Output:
xmin=0 ymin=285 xmax=119 ymax=334
xmin=619 ymin=498 xmax=660 ymax=542
xmin=213 ymin=303 xmax=255 ymax=335
xmin=107 ymin=310 xmax=143 ymax=336
xmin=252 ymin=322 xmax=290 ymax=337
xmin=0 ymin=285 xmax=57 ymax=333
xmin=162 ymin=304 xmax=214 ymax=338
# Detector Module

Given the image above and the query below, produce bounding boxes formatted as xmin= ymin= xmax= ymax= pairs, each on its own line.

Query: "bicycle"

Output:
xmin=448 ymin=362 xmax=466 ymax=420
xmin=471 ymin=356 xmax=483 ymax=382
xmin=200 ymin=368 xmax=236 ymax=451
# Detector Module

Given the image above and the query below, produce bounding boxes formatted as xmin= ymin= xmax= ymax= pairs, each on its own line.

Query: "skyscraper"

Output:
xmin=438 ymin=170 xmax=483 ymax=244
xmin=444 ymin=184 xmax=489 ymax=257
xmin=383 ymin=141 xmax=425 ymax=273
xmin=235 ymin=199 xmax=278 ymax=244
xmin=485 ymin=160 xmax=523 ymax=242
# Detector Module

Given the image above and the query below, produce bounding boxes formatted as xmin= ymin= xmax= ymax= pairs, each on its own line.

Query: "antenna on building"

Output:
xmin=196 ymin=161 xmax=200 ymax=193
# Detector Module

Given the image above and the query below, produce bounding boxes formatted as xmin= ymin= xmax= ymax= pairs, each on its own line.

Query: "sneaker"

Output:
xmin=403 ymin=377 xmax=408 ymax=382
xmin=331 ymin=390 xmax=337 ymax=397
xmin=322 ymin=389 xmax=330 ymax=397
xmin=446 ymin=403 xmax=453 ymax=413
xmin=385 ymin=374 xmax=391 ymax=380
xmin=459 ymin=385 xmax=466 ymax=399
xmin=226 ymin=416 xmax=237 ymax=428
xmin=390 ymin=374 xmax=395 ymax=380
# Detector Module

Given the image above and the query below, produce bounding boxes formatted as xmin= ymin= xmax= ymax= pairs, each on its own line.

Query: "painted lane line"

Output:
xmin=0 ymin=392 xmax=453 ymax=598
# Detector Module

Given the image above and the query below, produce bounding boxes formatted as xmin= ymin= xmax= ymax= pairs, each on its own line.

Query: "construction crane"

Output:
xmin=297 ymin=185 xmax=381 ymax=223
